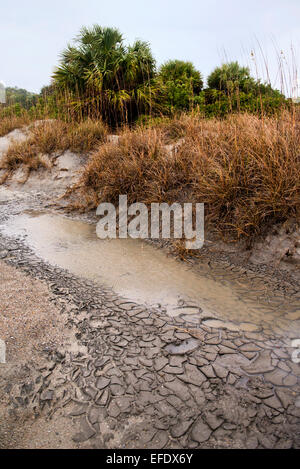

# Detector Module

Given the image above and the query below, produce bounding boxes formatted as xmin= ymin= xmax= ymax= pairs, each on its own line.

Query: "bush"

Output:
xmin=158 ymin=60 xmax=203 ymax=112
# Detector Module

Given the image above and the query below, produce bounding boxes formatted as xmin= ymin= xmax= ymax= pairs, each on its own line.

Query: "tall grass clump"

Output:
xmin=1 ymin=118 xmax=107 ymax=173
xmin=178 ymin=112 xmax=300 ymax=238
xmin=1 ymin=139 xmax=50 ymax=172
xmin=68 ymin=119 xmax=107 ymax=153
xmin=80 ymin=128 xmax=172 ymax=207
xmin=0 ymin=115 xmax=31 ymax=137
xmin=77 ymin=111 xmax=299 ymax=240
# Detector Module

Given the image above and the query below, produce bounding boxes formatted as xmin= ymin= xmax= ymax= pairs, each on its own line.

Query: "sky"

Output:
xmin=1 ymin=0 xmax=299 ymax=94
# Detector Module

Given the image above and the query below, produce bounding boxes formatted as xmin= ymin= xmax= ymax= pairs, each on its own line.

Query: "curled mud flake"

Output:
xmin=165 ymin=338 xmax=201 ymax=355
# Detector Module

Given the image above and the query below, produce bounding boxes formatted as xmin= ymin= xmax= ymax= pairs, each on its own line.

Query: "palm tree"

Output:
xmin=52 ymin=25 xmax=156 ymax=124
xmin=207 ymin=61 xmax=255 ymax=94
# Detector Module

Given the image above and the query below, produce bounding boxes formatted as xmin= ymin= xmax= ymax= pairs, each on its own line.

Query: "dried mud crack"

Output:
xmin=0 ymin=195 xmax=299 ymax=449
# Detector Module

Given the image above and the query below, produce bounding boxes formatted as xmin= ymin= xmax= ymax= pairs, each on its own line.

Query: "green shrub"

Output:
xmin=158 ymin=60 xmax=203 ymax=112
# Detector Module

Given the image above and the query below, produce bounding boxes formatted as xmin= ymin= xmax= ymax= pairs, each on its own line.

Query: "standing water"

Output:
xmin=1 ymin=211 xmax=299 ymax=338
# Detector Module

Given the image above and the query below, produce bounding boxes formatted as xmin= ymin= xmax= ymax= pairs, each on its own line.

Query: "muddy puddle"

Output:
xmin=1 ymin=211 xmax=299 ymax=338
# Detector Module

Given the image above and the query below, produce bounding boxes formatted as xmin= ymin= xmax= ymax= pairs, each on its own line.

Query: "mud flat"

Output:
xmin=1 ymin=210 xmax=299 ymax=339
xmin=0 ymin=260 xmax=80 ymax=448
xmin=0 ymin=193 xmax=299 ymax=449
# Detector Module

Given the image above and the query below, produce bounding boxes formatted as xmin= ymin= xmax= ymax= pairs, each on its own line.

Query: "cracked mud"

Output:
xmin=0 ymin=188 xmax=299 ymax=449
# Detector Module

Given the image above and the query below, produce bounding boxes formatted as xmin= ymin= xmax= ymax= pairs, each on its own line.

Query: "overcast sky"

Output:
xmin=1 ymin=0 xmax=299 ymax=94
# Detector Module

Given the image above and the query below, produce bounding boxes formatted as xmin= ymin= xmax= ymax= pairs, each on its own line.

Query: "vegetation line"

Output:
xmin=0 ymin=24 xmax=299 ymax=247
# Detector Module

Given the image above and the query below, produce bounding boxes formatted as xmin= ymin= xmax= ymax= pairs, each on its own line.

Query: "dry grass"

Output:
xmin=1 ymin=118 xmax=107 ymax=173
xmin=136 ymin=116 xmax=188 ymax=143
xmin=28 ymin=119 xmax=107 ymax=154
xmin=0 ymin=115 xmax=31 ymax=137
xmin=1 ymin=140 xmax=50 ymax=172
xmin=78 ymin=111 xmax=300 ymax=240
xmin=182 ymin=112 xmax=300 ymax=238
xmin=80 ymin=127 xmax=188 ymax=207
xmin=68 ymin=119 xmax=108 ymax=153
